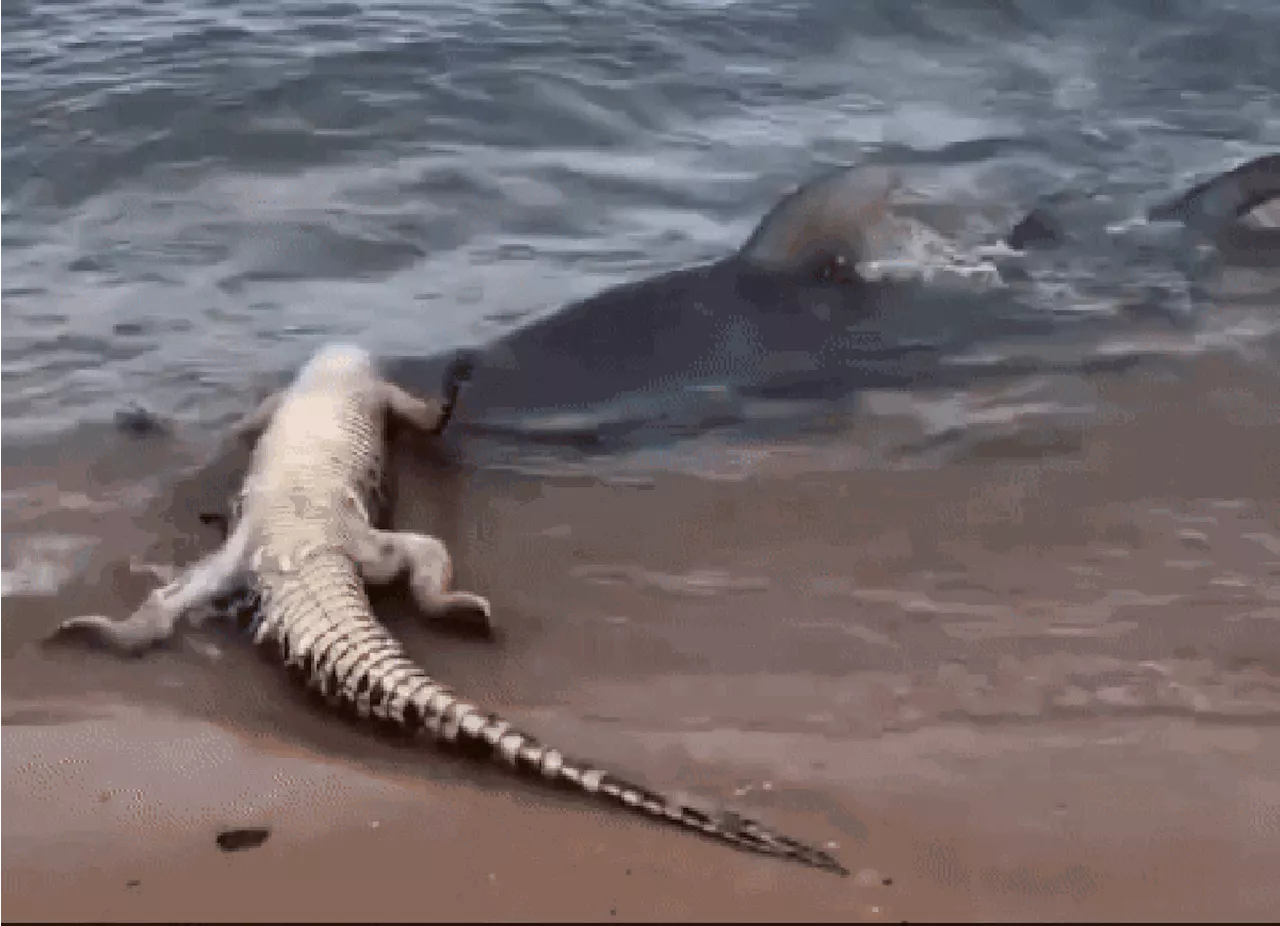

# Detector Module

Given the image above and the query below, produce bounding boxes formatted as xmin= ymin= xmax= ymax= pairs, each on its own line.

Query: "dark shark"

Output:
xmin=387 ymin=164 xmax=1025 ymax=445
xmin=389 ymin=153 xmax=1279 ymax=448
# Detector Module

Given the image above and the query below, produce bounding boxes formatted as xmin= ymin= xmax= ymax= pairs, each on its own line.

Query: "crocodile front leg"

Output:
xmin=380 ymin=352 xmax=473 ymax=436
xmin=349 ymin=527 xmax=492 ymax=634
xmin=227 ymin=390 xmax=284 ymax=444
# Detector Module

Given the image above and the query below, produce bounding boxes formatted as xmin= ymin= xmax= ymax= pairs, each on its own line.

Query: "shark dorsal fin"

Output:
xmin=738 ymin=165 xmax=900 ymax=280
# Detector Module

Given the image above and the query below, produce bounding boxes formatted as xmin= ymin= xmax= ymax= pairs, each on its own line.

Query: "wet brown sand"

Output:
xmin=4 ymin=345 xmax=1280 ymax=921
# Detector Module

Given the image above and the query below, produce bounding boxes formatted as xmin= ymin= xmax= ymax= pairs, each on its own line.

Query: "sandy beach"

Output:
xmin=5 ymin=346 xmax=1280 ymax=921
xmin=7 ymin=707 xmax=1280 ymax=922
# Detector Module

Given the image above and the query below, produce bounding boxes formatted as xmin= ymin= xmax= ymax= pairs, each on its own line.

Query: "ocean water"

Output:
xmin=4 ymin=0 xmax=1279 ymax=439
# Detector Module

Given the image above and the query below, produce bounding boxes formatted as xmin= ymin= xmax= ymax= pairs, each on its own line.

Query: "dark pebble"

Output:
xmin=216 ymin=826 xmax=271 ymax=853
xmin=126 ymin=880 xmax=140 ymax=889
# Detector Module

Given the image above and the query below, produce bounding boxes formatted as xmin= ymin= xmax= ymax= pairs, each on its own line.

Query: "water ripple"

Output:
xmin=3 ymin=0 xmax=1279 ymax=443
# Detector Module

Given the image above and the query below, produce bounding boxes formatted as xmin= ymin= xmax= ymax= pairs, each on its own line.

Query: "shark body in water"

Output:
xmin=388 ymin=163 xmax=1013 ymax=443
xmin=385 ymin=152 xmax=1279 ymax=444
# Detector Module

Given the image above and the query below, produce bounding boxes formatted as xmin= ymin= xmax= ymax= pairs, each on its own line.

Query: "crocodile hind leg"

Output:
xmin=48 ymin=523 xmax=254 ymax=655
xmin=127 ymin=557 xmax=181 ymax=585
xmin=350 ymin=528 xmax=492 ymax=633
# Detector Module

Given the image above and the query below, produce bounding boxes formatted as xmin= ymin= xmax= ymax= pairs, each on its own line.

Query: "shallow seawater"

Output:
xmin=4 ymin=0 xmax=1280 ymax=442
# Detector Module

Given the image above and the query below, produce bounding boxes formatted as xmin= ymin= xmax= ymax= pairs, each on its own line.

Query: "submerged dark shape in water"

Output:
xmin=1005 ymin=152 xmax=1280 ymax=251
xmin=1147 ymin=153 xmax=1280 ymax=231
xmin=1006 ymin=205 xmax=1070 ymax=252
xmin=387 ymin=164 xmax=1019 ymax=444
xmin=114 ymin=403 xmax=170 ymax=439
xmin=1149 ymin=153 xmax=1280 ymax=268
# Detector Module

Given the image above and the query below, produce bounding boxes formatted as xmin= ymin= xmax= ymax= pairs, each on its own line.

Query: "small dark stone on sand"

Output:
xmin=1177 ymin=528 xmax=1212 ymax=550
xmin=126 ymin=880 xmax=140 ymax=889
xmin=216 ymin=826 xmax=271 ymax=853
xmin=883 ymin=876 xmax=894 ymax=886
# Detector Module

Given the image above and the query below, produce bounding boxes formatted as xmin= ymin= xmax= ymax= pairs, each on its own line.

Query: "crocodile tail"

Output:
xmin=248 ymin=588 xmax=846 ymax=875
xmin=390 ymin=674 xmax=849 ymax=876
